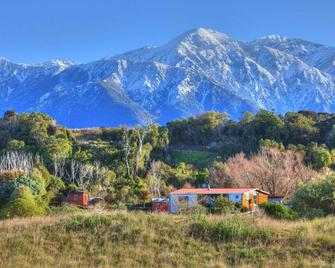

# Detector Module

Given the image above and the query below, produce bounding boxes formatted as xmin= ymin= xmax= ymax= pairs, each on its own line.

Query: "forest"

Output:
xmin=0 ymin=109 xmax=335 ymax=219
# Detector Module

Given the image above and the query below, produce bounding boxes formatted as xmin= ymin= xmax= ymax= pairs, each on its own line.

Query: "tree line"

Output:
xmin=0 ymin=109 xmax=334 ymax=218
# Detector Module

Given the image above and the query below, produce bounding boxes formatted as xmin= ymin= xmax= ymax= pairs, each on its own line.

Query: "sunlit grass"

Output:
xmin=0 ymin=211 xmax=334 ymax=267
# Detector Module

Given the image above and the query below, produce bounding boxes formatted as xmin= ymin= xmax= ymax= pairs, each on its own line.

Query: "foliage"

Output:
xmin=178 ymin=204 xmax=208 ymax=216
xmin=259 ymin=202 xmax=297 ymax=220
xmin=0 ymin=170 xmax=24 ymax=186
xmin=41 ymin=136 xmax=72 ymax=165
xmin=0 ymin=186 xmax=45 ymax=219
xmin=305 ymin=143 xmax=333 ymax=170
xmin=209 ymin=195 xmax=236 ymax=214
xmin=171 ymin=150 xmax=215 ymax=167
xmin=259 ymin=139 xmax=284 ymax=150
xmin=291 ymin=174 xmax=335 ymax=218
xmin=6 ymin=139 xmax=26 ymax=151
xmin=167 ymin=111 xmax=228 ymax=146
xmin=284 ymin=112 xmax=319 ymax=145
xmin=1 ymin=109 xmax=335 ymax=216
xmin=0 ymin=177 xmax=41 ymax=201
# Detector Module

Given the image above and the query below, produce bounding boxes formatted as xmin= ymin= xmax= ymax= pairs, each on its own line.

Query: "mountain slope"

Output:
xmin=1 ymin=28 xmax=335 ymax=127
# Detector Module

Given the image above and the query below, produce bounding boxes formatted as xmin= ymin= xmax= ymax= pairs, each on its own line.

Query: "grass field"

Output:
xmin=0 ymin=211 xmax=334 ymax=267
xmin=171 ymin=150 xmax=216 ymax=167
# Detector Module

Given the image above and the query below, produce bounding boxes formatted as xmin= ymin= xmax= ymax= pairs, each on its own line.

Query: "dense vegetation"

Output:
xmin=0 ymin=109 xmax=335 ymax=219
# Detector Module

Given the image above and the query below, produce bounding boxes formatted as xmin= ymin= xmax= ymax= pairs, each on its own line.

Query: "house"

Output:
xmin=168 ymin=187 xmax=269 ymax=213
xmin=67 ymin=190 xmax=89 ymax=207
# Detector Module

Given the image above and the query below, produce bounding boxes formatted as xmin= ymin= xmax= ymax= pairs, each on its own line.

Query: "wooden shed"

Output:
xmin=152 ymin=198 xmax=169 ymax=213
xmin=67 ymin=190 xmax=89 ymax=207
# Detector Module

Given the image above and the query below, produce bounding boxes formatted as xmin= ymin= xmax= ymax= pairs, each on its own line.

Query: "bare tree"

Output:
xmin=122 ymin=128 xmax=132 ymax=177
xmin=147 ymin=161 xmax=165 ymax=198
xmin=64 ymin=159 xmax=94 ymax=190
xmin=64 ymin=160 xmax=79 ymax=185
xmin=75 ymin=163 xmax=94 ymax=191
xmin=134 ymin=116 xmax=155 ymax=177
xmin=52 ymin=158 xmax=66 ymax=178
xmin=0 ymin=151 xmax=34 ymax=174
xmin=210 ymin=147 xmax=315 ymax=198
xmin=134 ymin=126 xmax=146 ymax=177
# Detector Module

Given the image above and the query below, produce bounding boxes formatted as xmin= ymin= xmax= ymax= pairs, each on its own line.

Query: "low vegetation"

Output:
xmin=259 ymin=202 xmax=297 ymax=220
xmin=0 ymin=211 xmax=334 ymax=267
xmin=171 ymin=150 xmax=215 ymax=167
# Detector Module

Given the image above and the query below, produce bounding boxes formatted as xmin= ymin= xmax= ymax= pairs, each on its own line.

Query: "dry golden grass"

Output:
xmin=0 ymin=210 xmax=334 ymax=268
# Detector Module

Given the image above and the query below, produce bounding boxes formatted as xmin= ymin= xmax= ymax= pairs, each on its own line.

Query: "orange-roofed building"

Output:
xmin=168 ymin=187 xmax=269 ymax=213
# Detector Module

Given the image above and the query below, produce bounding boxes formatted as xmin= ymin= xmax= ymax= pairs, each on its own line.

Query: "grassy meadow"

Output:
xmin=0 ymin=210 xmax=334 ymax=268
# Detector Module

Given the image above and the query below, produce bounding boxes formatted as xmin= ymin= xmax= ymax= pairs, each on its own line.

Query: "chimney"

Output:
xmin=207 ymin=183 xmax=210 ymax=190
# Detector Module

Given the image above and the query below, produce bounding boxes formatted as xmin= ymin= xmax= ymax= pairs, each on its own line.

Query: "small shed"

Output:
xmin=151 ymin=198 xmax=169 ymax=213
xmin=67 ymin=190 xmax=89 ymax=207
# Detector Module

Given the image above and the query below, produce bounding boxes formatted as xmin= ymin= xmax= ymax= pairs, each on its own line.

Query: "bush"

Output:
xmin=179 ymin=204 xmax=207 ymax=217
xmin=172 ymin=151 xmax=214 ymax=167
xmin=259 ymin=202 xmax=297 ymax=220
xmin=291 ymin=174 xmax=335 ymax=218
xmin=209 ymin=195 xmax=235 ymax=214
xmin=0 ymin=170 xmax=24 ymax=186
xmin=0 ymin=186 xmax=45 ymax=219
xmin=0 ymin=177 xmax=41 ymax=201
xmin=189 ymin=215 xmax=273 ymax=244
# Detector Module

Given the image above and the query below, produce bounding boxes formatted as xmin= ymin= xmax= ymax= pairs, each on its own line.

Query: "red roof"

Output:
xmin=169 ymin=188 xmax=258 ymax=195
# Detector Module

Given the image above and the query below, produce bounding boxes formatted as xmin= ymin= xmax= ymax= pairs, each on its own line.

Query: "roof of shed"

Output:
xmin=68 ymin=190 xmax=89 ymax=194
xmin=169 ymin=188 xmax=261 ymax=195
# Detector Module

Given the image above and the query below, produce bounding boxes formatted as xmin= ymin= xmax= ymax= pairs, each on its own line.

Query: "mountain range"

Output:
xmin=1 ymin=28 xmax=335 ymax=127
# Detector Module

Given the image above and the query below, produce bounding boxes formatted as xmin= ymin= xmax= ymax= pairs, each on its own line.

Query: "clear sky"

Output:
xmin=1 ymin=0 xmax=334 ymax=64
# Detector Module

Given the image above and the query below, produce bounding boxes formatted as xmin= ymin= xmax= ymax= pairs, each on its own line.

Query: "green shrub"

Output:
xmin=0 ymin=186 xmax=44 ymax=219
xmin=172 ymin=150 xmax=214 ymax=167
xmin=179 ymin=204 xmax=207 ymax=217
xmin=0 ymin=170 xmax=24 ymax=186
xmin=48 ymin=206 xmax=83 ymax=216
xmin=0 ymin=177 xmax=41 ymax=201
xmin=260 ymin=202 xmax=297 ymax=220
xmin=209 ymin=195 xmax=235 ymax=214
xmin=291 ymin=174 xmax=335 ymax=218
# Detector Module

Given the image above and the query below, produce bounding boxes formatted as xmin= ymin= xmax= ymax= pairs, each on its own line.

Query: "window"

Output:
xmin=235 ymin=195 xmax=239 ymax=199
xmin=73 ymin=194 xmax=78 ymax=201
xmin=178 ymin=196 xmax=189 ymax=211
xmin=178 ymin=196 xmax=189 ymax=203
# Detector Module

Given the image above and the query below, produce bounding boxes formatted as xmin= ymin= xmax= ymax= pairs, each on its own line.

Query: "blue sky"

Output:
xmin=1 ymin=0 xmax=334 ymax=64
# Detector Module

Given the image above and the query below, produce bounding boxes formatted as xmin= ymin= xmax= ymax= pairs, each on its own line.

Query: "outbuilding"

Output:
xmin=168 ymin=187 xmax=269 ymax=213
xmin=67 ymin=190 xmax=89 ymax=207
xmin=151 ymin=198 xmax=169 ymax=213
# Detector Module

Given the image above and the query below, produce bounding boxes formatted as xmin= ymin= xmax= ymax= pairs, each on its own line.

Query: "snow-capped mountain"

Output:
xmin=1 ymin=28 xmax=335 ymax=127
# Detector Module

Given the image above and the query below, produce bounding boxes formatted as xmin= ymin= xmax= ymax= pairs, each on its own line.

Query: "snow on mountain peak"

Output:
xmin=1 ymin=28 xmax=335 ymax=127
xmin=0 ymin=57 xmax=10 ymax=63
xmin=39 ymin=59 xmax=75 ymax=73
xmin=258 ymin=34 xmax=289 ymax=43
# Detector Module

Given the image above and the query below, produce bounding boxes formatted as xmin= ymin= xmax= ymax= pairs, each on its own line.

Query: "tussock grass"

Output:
xmin=0 ymin=211 xmax=334 ymax=267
